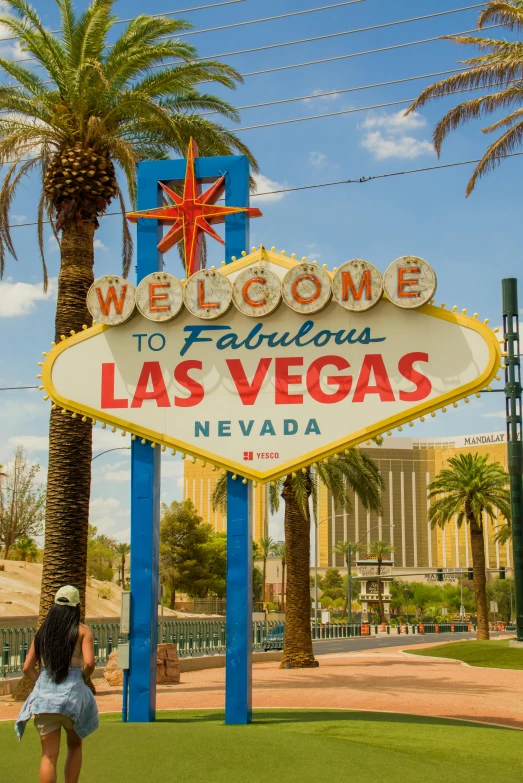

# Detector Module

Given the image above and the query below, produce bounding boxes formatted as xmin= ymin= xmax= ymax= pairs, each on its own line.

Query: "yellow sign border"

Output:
xmin=41 ymin=248 xmax=502 ymax=484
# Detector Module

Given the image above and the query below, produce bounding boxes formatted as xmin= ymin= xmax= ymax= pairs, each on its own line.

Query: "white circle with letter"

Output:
xmin=184 ymin=269 xmax=233 ymax=320
xmin=87 ymin=275 xmax=136 ymax=325
xmin=135 ymin=272 xmax=184 ymax=322
xmin=332 ymin=259 xmax=383 ymax=312
xmin=383 ymin=256 xmax=437 ymax=309
xmin=232 ymin=266 xmax=282 ymax=317
xmin=282 ymin=263 xmax=332 ymax=315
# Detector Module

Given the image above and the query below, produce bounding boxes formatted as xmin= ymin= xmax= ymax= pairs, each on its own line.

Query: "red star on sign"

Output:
xmin=127 ymin=139 xmax=262 ymax=276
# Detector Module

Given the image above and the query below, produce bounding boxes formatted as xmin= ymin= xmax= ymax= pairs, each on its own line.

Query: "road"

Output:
xmin=312 ymin=631 xmax=498 ymax=656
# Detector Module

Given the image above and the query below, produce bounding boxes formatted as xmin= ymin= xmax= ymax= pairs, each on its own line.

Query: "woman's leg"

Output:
xmin=40 ymin=729 xmax=61 ymax=783
xmin=64 ymin=726 xmax=83 ymax=783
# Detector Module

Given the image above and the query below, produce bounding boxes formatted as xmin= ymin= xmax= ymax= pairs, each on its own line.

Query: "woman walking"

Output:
xmin=15 ymin=586 xmax=99 ymax=782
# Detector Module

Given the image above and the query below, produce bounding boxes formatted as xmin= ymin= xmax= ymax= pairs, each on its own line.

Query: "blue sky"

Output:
xmin=0 ymin=0 xmax=519 ymax=542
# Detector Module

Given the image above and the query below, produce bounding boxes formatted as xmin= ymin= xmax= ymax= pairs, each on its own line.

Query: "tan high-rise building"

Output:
xmin=183 ymin=461 xmax=268 ymax=541
xmin=318 ymin=430 xmax=511 ymax=575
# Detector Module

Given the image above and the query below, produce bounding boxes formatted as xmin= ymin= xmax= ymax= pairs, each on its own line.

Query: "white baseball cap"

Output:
xmin=54 ymin=585 xmax=81 ymax=606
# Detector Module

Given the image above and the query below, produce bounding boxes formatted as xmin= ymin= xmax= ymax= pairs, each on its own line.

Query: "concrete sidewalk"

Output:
xmin=2 ymin=641 xmax=519 ymax=729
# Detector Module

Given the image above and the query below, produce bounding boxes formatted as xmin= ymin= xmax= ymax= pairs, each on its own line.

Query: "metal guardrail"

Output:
xmin=0 ymin=619 xmax=483 ymax=676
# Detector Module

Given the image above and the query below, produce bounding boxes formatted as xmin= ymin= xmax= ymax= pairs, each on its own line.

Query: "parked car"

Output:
xmin=263 ymin=624 xmax=285 ymax=651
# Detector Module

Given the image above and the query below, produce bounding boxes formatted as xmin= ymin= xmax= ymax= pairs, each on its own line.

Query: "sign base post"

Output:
xmin=225 ymin=474 xmax=252 ymax=725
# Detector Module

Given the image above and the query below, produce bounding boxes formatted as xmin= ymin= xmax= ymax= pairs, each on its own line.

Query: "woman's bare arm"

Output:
xmin=81 ymin=625 xmax=96 ymax=679
xmin=22 ymin=641 xmax=39 ymax=683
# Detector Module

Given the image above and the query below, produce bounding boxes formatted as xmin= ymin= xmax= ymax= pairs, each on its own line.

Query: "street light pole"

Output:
xmin=313 ymin=513 xmax=344 ymax=627
xmin=502 ymin=278 xmax=523 ymax=641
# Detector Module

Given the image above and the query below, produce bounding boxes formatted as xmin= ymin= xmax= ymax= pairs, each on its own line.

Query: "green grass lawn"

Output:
xmin=407 ymin=639 xmax=523 ymax=670
xmin=2 ymin=710 xmax=523 ymax=783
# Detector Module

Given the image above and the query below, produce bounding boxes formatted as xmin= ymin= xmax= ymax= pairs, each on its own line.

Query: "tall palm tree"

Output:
xmin=428 ymin=453 xmax=511 ymax=640
xmin=0 ymin=0 xmax=257 ymax=629
xmin=366 ymin=540 xmax=395 ymax=623
xmin=213 ymin=450 xmax=383 ymax=667
xmin=273 ymin=542 xmax=286 ymax=611
xmin=113 ymin=542 xmax=131 ymax=587
xmin=258 ymin=536 xmax=276 ymax=602
xmin=406 ymin=0 xmax=523 ymax=196
xmin=331 ymin=540 xmax=353 ymax=618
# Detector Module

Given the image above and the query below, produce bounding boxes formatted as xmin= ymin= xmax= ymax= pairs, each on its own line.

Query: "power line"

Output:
xmin=235 ymin=24 xmax=500 ymax=80
xmin=0 ymin=69 xmax=508 ymax=164
xmin=172 ymin=0 xmax=367 ymax=38
xmin=0 ymin=386 xmax=39 ymax=390
xmin=0 ymin=0 xmax=250 ymax=43
xmin=234 ymin=80 xmax=510 ymax=132
xmin=6 ymin=7 xmax=491 ymax=73
xmin=6 ymin=152 xmax=523 ymax=231
xmin=150 ymin=11 xmax=495 ymax=68
xmin=5 ymin=1 xmax=368 ymax=66
xmin=200 ymin=68 xmax=467 ymax=115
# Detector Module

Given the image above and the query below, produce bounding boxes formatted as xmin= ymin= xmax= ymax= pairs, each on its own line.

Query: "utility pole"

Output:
xmin=502 ymin=278 xmax=523 ymax=642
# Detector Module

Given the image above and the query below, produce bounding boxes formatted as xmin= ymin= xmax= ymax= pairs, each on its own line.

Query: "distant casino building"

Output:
xmin=317 ymin=431 xmax=511 ymax=575
xmin=183 ymin=460 xmax=268 ymax=542
xmin=184 ymin=430 xmax=512 ymax=577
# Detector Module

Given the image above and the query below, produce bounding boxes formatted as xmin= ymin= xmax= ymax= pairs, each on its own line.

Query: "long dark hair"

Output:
xmin=34 ymin=603 xmax=81 ymax=683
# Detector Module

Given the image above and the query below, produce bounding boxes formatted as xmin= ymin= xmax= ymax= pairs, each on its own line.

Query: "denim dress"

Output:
xmin=15 ymin=668 xmax=99 ymax=740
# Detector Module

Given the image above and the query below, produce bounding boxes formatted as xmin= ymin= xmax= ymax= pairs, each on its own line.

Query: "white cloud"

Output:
xmin=9 ymin=435 xmax=49 ymax=451
xmin=308 ymin=152 xmax=327 ymax=168
xmin=161 ymin=460 xmax=183 ymax=479
xmin=362 ymin=110 xmax=427 ymax=132
xmin=10 ymin=214 xmax=27 ymax=224
xmin=252 ymin=173 xmax=287 ymax=204
xmin=90 ymin=496 xmax=121 ymax=511
xmin=482 ymin=410 xmax=506 ymax=419
xmin=94 ymin=239 xmax=108 ymax=252
xmin=48 ymin=235 xmax=60 ymax=252
xmin=359 ymin=110 xmax=435 ymax=161
xmin=304 ymin=88 xmax=340 ymax=103
xmin=361 ymin=131 xmax=435 ymax=160
xmin=93 ymin=429 xmax=130 ymax=451
xmin=0 ymin=277 xmax=57 ymax=317
xmin=0 ymin=2 xmax=26 ymax=61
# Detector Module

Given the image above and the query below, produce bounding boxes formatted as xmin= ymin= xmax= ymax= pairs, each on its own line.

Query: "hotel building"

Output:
xmin=184 ymin=430 xmax=512 ymax=578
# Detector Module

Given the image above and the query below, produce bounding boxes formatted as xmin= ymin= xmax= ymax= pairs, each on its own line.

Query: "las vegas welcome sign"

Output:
xmin=41 ymin=247 xmax=501 ymax=483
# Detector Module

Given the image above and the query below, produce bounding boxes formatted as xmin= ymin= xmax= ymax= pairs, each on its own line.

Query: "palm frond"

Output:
xmin=211 ymin=471 xmax=227 ymax=515
xmin=465 ymin=119 xmax=523 ymax=194
xmin=478 ymin=0 xmax=523 ymax=30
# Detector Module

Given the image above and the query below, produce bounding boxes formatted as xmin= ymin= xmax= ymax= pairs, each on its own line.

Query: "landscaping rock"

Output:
xmin=103 ymin=643 xmax=180 ymax=686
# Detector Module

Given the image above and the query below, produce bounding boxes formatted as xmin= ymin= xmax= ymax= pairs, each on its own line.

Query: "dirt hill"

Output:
xmin=0 ymin=560 xmax=181 ymax=622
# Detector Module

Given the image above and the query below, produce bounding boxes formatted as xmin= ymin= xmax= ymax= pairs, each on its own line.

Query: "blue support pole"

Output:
xmin=128 ymin=151 xmax=252 ymax=724
xmin=226 ymin=475 xmax=253 ymax=725
xmin=128 ymin=164 xmax=162 ymax=722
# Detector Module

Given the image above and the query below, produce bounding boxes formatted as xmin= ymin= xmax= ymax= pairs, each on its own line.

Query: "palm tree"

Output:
xmin=0 ymin=0 xmax=257 ymax=630
xmin=366 ymin=540 xmax=395 ymax=623
xmin=406 ymin=0 xmax=523 ymax=196
xmin=113 ymin=542 xmax=131 ymax=587
xmin=12 ymin=537 xmax=38 ymax=562
xmin=428 ymin=453 xmax=511 ymax=640
xmin=273 ymin=542 xmax=286 ymax=611
xmin=331 ymin=541 xmax=353 ymax=618
xmin=258 ymin=536 xmax=276 ymax=602
xmin=212 ymin=449 xmax=383 ymax=668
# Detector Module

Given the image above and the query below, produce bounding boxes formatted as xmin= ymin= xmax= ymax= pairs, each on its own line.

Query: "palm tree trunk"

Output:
xmin=262 ymin=557 xmax=267 ymax=603
xmin=282 ymin=560 xmax=286 ymax=612
xmin=280 ymin=474 xmax=315 ymax=668
xmin=121 ymin=555 xmax=125 ymax=587
xmin=13 ymin=220 xmax=95 ymax=702
xmin=469 ymin=515 xmax=490 ymax=640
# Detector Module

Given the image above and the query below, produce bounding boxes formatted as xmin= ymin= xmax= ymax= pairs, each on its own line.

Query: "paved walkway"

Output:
xmin=2 ymin=640 xmax=520 ymax=729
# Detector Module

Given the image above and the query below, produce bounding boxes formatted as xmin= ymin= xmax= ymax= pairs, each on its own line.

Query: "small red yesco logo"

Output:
xmin=243 ymin=451 xmax=253 ymax=461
